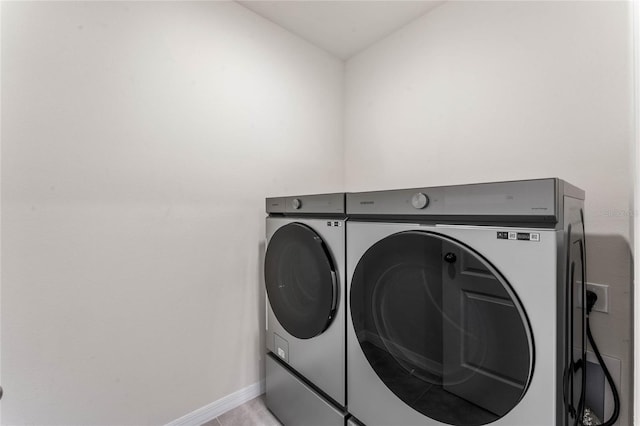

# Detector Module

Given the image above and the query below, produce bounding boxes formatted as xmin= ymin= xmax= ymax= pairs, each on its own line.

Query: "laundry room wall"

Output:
xmin=1 ymin=2 xmax=343 ymax=424
xmin=344 ymin=1 xmax=633 ymax=424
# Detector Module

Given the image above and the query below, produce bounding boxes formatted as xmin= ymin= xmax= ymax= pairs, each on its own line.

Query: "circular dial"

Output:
xmin=292 ymin=198 xmax=302 ymax=210
xmin=411 ymin=192 xmax=429 ymax=209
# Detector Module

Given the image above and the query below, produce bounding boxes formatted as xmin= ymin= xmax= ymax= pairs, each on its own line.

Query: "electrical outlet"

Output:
xmin=586 ymin=282 xmax=609 ymax=313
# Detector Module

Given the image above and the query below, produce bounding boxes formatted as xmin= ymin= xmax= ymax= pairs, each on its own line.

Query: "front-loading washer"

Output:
xmin=345 ymin=178 xmax=586 ymax=426
xmin=264 ymin=193 xmax=347 ymax=425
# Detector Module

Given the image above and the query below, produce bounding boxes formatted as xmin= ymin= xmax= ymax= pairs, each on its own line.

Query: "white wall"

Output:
xmin=1 ymin=2 xmax=343 ymax=424
xmin=345 ymin=1 xmax=633 ymax=424
xmin=635 ymin=0 xmax=640 ymax=421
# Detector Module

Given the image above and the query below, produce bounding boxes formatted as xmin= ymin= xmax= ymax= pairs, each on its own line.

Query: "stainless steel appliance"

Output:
xmin=345 ymin=179 xmax=586 ymax=426
xmin=264 ymin=193 xmax=347 ymax=425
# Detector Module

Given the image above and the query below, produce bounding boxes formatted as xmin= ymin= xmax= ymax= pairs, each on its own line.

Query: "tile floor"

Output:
xmin=200 ymin=395 xmax=282 ymax=426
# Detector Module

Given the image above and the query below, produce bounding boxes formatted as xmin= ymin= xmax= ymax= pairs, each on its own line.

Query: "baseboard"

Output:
xmin=166 ymin=380 xmax=266 ymax=426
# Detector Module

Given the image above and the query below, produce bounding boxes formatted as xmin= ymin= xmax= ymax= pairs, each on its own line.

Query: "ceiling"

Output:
xmin=237 ymin=1 xmax=444 ymax=59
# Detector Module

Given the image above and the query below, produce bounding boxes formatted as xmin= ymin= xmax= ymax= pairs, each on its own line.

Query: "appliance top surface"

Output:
xmin=349 ymin=178 xmax=583 ymax=199
xmin=266 ymin=192 xmax=346 ymax=215
xmin=346 ymin=178 xmax=584 ymax=224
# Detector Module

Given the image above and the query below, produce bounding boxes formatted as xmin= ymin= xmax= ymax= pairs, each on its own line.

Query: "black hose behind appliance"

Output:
xmin=581 ymin=290 xmax=620 ymax=426
xmin=579 ymin=209 xmax=619 ymax=426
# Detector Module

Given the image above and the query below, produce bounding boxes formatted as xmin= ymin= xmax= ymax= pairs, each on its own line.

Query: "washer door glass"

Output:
xmin=350 ymin=231 xmax=533 ymax=426
xmin=265 ymin=223 xmax=337 ymax=340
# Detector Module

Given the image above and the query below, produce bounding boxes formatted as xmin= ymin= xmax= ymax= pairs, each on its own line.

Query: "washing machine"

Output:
xmin=345 ymin=178 xmax=586 ymax=426
xmin=264 ymin=193 xmax=347 ymax=425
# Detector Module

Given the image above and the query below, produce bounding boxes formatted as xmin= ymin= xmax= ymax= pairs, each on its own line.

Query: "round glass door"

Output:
xmin=265 ymin=222 xmax=337 ymax=339
xmin=350 ymin=231 xmax=533 ymax=426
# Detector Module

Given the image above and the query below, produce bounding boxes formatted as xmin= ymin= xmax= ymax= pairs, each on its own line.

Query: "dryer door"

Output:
xmin=265 ymin=222 xmax=338 ymax=340
xmin=350 ymin=231 xmax=533 ymax=426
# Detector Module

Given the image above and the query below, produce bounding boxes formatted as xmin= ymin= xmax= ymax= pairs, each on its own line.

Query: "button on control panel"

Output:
xmin=411 ymin=192 xmax=429 ymax=209
xmin=497 ymin=231 xmax=540 ymax=242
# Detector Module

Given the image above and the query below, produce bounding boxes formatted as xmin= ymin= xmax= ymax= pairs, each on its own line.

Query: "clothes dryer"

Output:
xmin=264 ymin=193 xmax=347 ymax=425
xmin=346 ymin=179 xmax=586 ymax=426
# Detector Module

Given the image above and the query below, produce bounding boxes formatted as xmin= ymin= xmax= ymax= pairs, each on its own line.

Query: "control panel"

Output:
xmin=497 ymin=231 xmax=540 ymax=241
xmin=346 ymin=179 xmax=558 ymax=220
xmin=266 ymin=193 xmax=345 ymax=214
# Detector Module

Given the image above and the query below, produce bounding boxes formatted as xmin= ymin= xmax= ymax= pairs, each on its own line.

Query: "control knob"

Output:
xmin=411 ymin=192 xmax=429 ymax=209
xmin=292 ymin=198 xmax=302 ymax=210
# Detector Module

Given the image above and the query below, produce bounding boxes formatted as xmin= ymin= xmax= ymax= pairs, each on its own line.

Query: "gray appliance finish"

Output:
xmin=346 ymin=178 xmax=586 ymax=426
xmin=266 ymin=354 xmax=346 ymax=426
xmin=264 ymin=193 xmax=347 ymax=425
xmin=346 ymin=416 xmax=365 ymax=426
